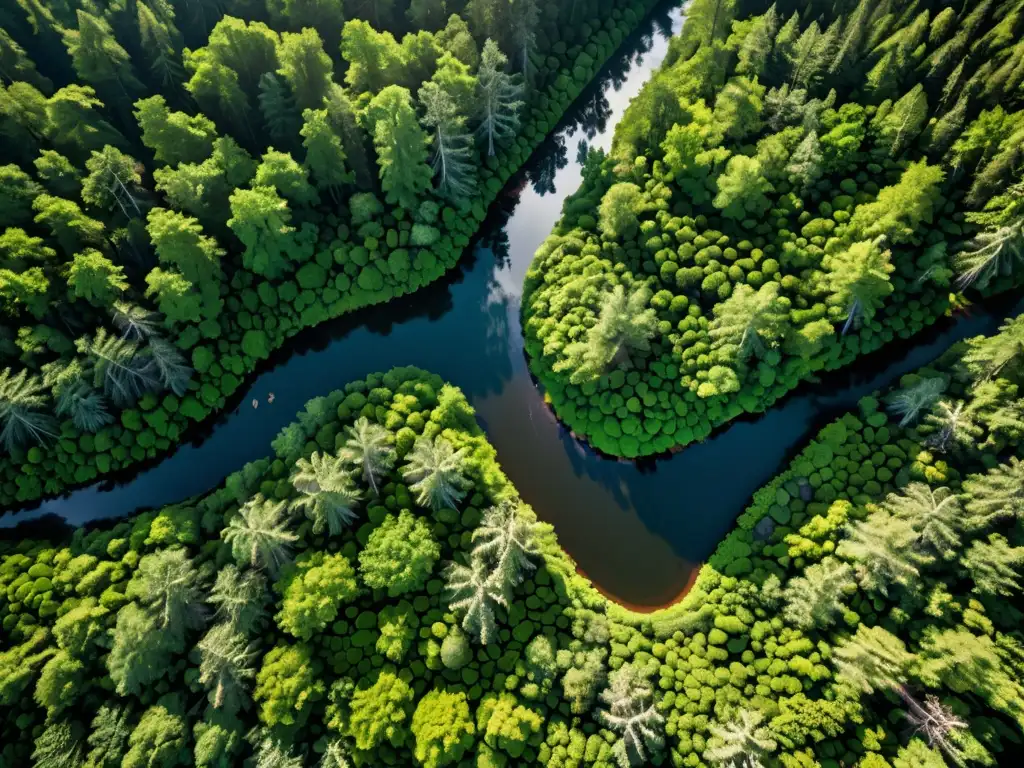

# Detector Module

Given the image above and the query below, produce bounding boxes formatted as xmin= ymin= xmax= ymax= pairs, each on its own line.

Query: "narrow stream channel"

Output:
xmin=5 ymin=1 xmax=1021 ymax=608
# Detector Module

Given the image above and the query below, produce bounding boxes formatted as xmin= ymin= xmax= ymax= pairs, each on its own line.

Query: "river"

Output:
xmin=4 ymin=1 xmax=1021 ymax=608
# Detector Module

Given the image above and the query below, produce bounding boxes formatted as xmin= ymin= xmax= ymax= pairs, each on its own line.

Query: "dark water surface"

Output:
xmin=5 ymin=2 xmax=1021 ymax=607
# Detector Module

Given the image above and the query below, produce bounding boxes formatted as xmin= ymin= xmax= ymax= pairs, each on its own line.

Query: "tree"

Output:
xmin=107 ymin=603 xmax=178 ymax=696
xmin=0 ymin=265 xmax=49 ymax=319
xmin=921 ymin=398 xmax=982 ymax=452
xmin=444 ymin=559 xmax=507 ymax=645
xmin=437 ymin=14 xmax=479 ymax=69
xmin=0 ymin=164 xmax=42 ymax=227
xmin=222 ymin=495 xmax=297 ymax=577
xmin=955 ymin=216 xmax=1023 ymax=290
xmin=341 ymin=20 xmax=404 ymax=94
xmin=703 ymin=708 xmax=776 ymax=766
xmin=401 ymin=435 xmax=472 ymax=511
xmin=962 ymin=315 xmax=1024 ymax=382
xmin=0 ymin=28 xmax=51 ymax=90
xmin=359 ymin=510 xmax=440 ymax=596
xmin=509 ymin=0 xmax=538 ymax=81
xmin=712 ymin=155 xmax=773 ymax=219
xmin=471 ymin=499 xmax=540 ymax=592
xmin=888 ymin=377 xmax=947 ymax=427
xmin=475 ymin=40 xmax=522 ymax=157
xmin=881 ymin=483 xmax=965 ymax=560
xmin=561 ymin=647 xmax=606 ymax=715
xmin=35 ymin=150 xmax=81 ymax=197
xmin=149 ymin=336 xmax=193 ymax=397
xmin=134 ymin=95 xmax=217 ymax=167
xmin=184 ymin=48 xmax=254 ymax=141
xmin=254 ymin=149 xmax=320 ymax=207
xmin=85 ymin=704 xmax=133 ymax=768
xmin=67 ymin=248 xmax=128 ymax=306
xmin=274 ymin=552 xmax=358 ymax=640
xmin=32 ymin=194 xmax=105 ymax=256
xmin=410 ymin=690 xmax=475 ymax=768
xmin=903 ymin=697 xmax=970 ymax=767
xmin=197 ymin=622 xmax=258 ymax=714
xmin=557 ymin=284 xmax=658 ymax=383
xmin=35 ymin=650 xmax=85 ymax=718
xmin=76 ymin=329 xmax=160 ymax=407
xmin=0 ymin=368 xmax=58 ymax=451
xmin=347 ymin=669 xmax=414 ymax=750
xmin=785 ymin=129 xmax=823 ymax=192
xmin=833 ymin=625 xmax=914 ymax=694
xmin=0 ymin=227 xmax=56 ymax=269
xmin=147 ymin=208 xmax=224 ymax=314
xmin=62 ymin=10 xmax=143 ymax=106
xmin=46 ymin=84 xmax=126 ymax=159
xmin=712 ymin=76 xmax=765 ymax=141
xmin=127 ymin=548 xmax=206 ymax=641
xmin=300 ymin=108 xmax=353 ymax=200
xmin=964 ymin=534 xmax=1024 ymax=597
xmin=874 ymin=84 xmax=928 ymax=155
xmin=227 ymin=185 xmax=306 ymax=280
xmin=709 ymin=283 xmax=789 ymax=365
xmin=31 ymin=719 xmax=85 ymax=768
xmin=202 ymin=17 xmax=281 ymax=99
xmin=824 ymin=239 xmax=894 ymax=334
xmin=81 ymin=145 xmax=145 ymax=220
xmin=137 ymin=1 xmax=183 ymax=89
xmin=251 ymin=730 xmax=303 ymax=768
xmin=736 ymin=6 xmax=778 ymax=75
xmin=258 ymin=72 xmax=301 ymax=145
xmin=848 ymin=161 xmax=945 ymax=246
xmin=598 ymin=182 xmax=643 ymax=239
xmin=253 ymin=642 xmax=325 ymax=728
xmin=782 ymin=557 xmax=854 ymax=631
xmin=290 ymin=451 xmax=361 ymax=535
xmin=46 ymin=360 xmax=113 ymax=433
xmin=209 ymin=564 xmax=267 ymax=634
xmin=145 ymin=268 xmax=203 ymax=326
xmin=277 ymin=28 xmax=333 ymax=112
xmin=123 ymin=697 xmax=188 ymax=768
xmin=597 ymin=663 xmax=665 ymax=768
xmin=420 ymin=80 xmax=476 ymax=204
xmin=367 ymin=85 xmax=433 ymax=211
xmin=339 ymin=416 xmax=395 ymax=496
xmin=838 ymin=512 xmax=920 ymax=596
xmin=963 ymin=457 xmax=1024 ymax=527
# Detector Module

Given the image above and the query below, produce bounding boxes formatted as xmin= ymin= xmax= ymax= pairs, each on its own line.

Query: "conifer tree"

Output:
xmin=0 ymin=368 xmax=57 ymax=451
xmin=963 ymin=534 xmax=1024 ymax=597
xmin=444 ymin=558 xmax=508 ymax=645
xmin=838 ymin=512 xmax=920 ymax=596
xmin=833 ymin=625 xmax=914 ymax=694
xmin=963 ymin=457 xmax=1024 ymax=526
xmin=221 ymin=495 xmax=297 ymax=577
xmin=881 ymin=484 xmax=965 ymax=560
xmin=401 ymin=435 xmax=472 ymax=511
xmin=704 ymin=709 xmax=777 ymax=767
xmin=471 ymin=499 xmax=541 ymax=591
xmin=597 ymin=663 xmax=665 ymax=768
xmin=824 ymin=239 xmax=894 ymax=334
xmin=366 ymin=85 xmax=432 ymax=211
xmin=339 ymin=416 xmax=395 ymax=496
xmin=476 ymin=39 xmax=523 ymax=157
xmin=300 ymin=108 xmax=353 ymax=200
xmin=709 ymin=282 xmax=789 ymax=366
xmin=782 ymin=557 xmax=854 ymax=631
xmin=419 ymin=81 xmax=477 ymax=203
xmin=289 ymin=451 xmax=362 ymax=535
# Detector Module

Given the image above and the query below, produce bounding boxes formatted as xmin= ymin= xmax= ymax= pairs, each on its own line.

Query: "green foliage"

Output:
xmin=275 ymin=551 xmax=358 ymax=640
xmin=359 ymin=510 xmax=440 ymax=596
xmin=411 ymin=689 xmax=475 ymax=767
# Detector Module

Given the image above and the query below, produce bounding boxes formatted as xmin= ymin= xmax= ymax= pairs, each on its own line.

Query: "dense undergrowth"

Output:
xmin=0 ymin=0 xmax=660 ymax=508
xmin=3 ymin=315 xmax=1024 ymax=767
xmin=522 ymin=0 xmax=1024 ymax=458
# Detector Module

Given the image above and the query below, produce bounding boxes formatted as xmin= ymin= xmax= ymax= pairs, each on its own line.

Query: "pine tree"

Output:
xmin=62 ymin=10 xmax=144 ymax=107
xmin=46 ymin=84 xmax=127 ymax=158
xmin=112 ymin=301 xmax=162 ymax=340
xmin=66 ymin=249 xmax=128 ymax=306
xmin=476 ymin=39 xmax=523 ymax=157
xmin=258 ymin=72 xmax=301 ymax=146
xmin=127 ymin=548 xmax=207 ymax=640
xmin=597 ymin=663 xmax=665 ymax=768
xmin=921 ymin=398 xmax=983 ymax=452
xmin=85 ymin=704 xmax=133 ymax=768
xmin=782 ymin=557 xmax=854 ymax=631
xmin=420 ymin=81 xmax=476 ymax=203
xmin=510 ymin=0 xmax=539 ymax=82
xmin=902 ymin=695 xmax=970 ymax=767
xmin=824 ymin=239 xmax=894 ymax=334
xmin=137 ymin=1 xmax=183 ymax=89
xmin=134 ymin=95 xmax=217 ymax=167
xmin=34 ymin=150 xmax=81 ymax=197
xmin=184 ymin=49 xmax=254 ymax=142
xmin=401 ymin=435 xmax=472 ymax=511
xmin=557 ymin=285 xmax=658 ymax=383
xmin=289 ymin=451 xmax=362 ymax=535
xmin=32 ymin=719 xmax=86 ymax=768
xmin=704 ymin=709 xmax=777 ymax=767
xmin=366 ymin=85 xmax=432 ymax=211
xmin=209 ymin=565 xmax=267 ymax=634
xmin=709 ymin=282 xmax=789 ymax=366
xmin=339 ymin=416 xmax=395 ymax=496
xmin=340 ymin=20 xmax=404 ymax=94
xmin=0 ymin=367 xmax=57 ymax=452
xmin=736 ymin=6 xmax=778 ymax=76
xmin=300 ymin=108 xmax=353 ymax=200
xmin=277 ymin=28 xmax=333 ymax=112
xmin=955 ymin=189 xmax=1024 ymax=289
xmin=222 ymin=495 xmax=297 ymax=577
xmin=963 ymin=457 xmax=1024 ymax=527
xmin=833 ymin=625 xmax=914 ymax=694
xmin=882 ymin=483 xmax=965 ymax=560
xmin=874 ymin=84 xmax=929 ymax=156
xmin=471 ymin=499 xmax=541 ymax=591
xmin=32 ymin=194 xmax=106 ymax=257
xmin=887 ymin=377 xmax=947 ymax=427
xmin=148 ymin=337 xmax=193 ymax=396
xmin=45 ymin=360 xmax=113 ymax=434
xmin=963 ymin=533 xmax=1024 ymax=597
xmin=197 ymin=622 xmax=258 ymax=714
xmin=76 ymin=329 xmax=160 ymax=407
xmin=838 ymin=512 xmax=920 ymax=596
xmin=444 ymin=559 xmax=508 ymax=645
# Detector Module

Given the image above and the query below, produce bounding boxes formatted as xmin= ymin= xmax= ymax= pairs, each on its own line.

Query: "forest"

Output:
xmin=3 ymin=316 xmax=1024 ymax=767
xmin=0 ymin=0 xmax=657 ymax=505
xmin=523 ymin=0 xmax=1024 ymax=458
